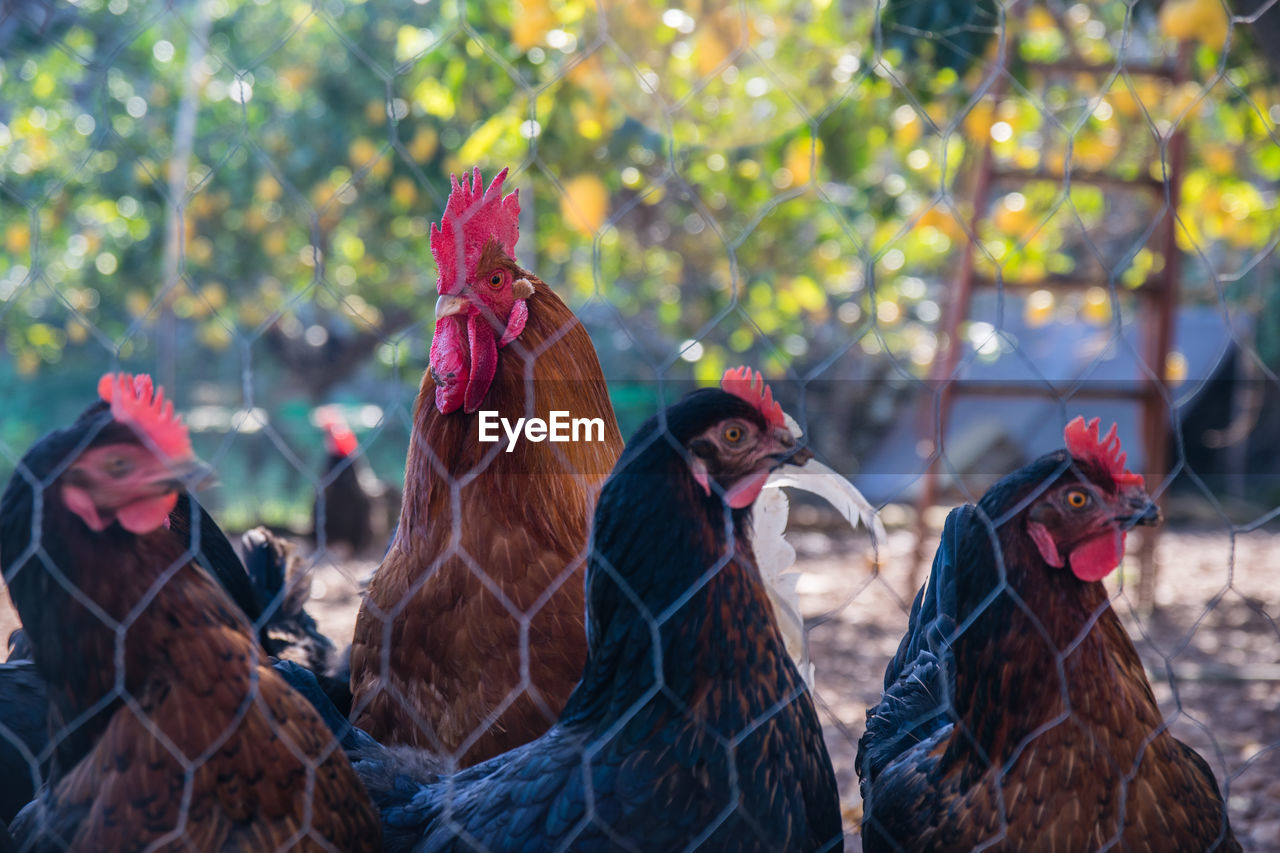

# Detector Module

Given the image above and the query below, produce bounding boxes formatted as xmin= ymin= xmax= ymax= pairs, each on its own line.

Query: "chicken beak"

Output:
xmin=1131 ymin=501 xmax=1161 ymax=527
xmin=782 ymin=444 xmax=814 ymax=467
xmin=1118 ymin=491 xmax=1161 ymax=528
xmin=157 ymin=457 xmax=216 ymax=492
xmin=435 ymin=293 xmax=469 ymax=321
xmin=767 ymin=427 xmax=812 ymax=467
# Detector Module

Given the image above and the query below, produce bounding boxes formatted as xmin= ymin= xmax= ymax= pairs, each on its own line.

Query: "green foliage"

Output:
xmin=0 ymin=0 xmax=1277 ymax=516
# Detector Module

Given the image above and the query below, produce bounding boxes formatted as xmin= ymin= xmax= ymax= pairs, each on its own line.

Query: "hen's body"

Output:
xmin=350 ymin=387 xmax=841 ymax=852
xmin=315 ymin=449 xmax=375 ymax=556
xmin=859 ymin=455 xmax=1239 ymax=853
xmin=2 ymin=396 xmax=380 ymax=850
xmin=350 ymin=274 xmax=623 ymax=765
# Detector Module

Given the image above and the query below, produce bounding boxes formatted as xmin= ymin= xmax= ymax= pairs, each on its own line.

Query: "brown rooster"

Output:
xmin=349 ymin=167 xmax=624 ymax=766
xmin=1 ymin=373 xmax=379 ymax=850
xmin=857 ymin=417 xmax=1240 ymax=852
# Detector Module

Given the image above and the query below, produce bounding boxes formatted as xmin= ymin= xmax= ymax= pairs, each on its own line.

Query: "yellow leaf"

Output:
xmin=513 ymin=0 xmax=555 ymax=51
xmin=412 ymin=78 xmax=456 ymax=120
xmin=5 ymin=223 xmax=30 ymax=253
xmin=784 ymin=137 xmax=822 ymax=186
xmin=392 ymin=177 xmax=418 ymax=207
xmin=560 ymin=174 xmax=609 ymax=235
xmin=409 ymin=127 xmax=438 ymax=162
xmin=256 ymin=174 xmax=282 ymax=201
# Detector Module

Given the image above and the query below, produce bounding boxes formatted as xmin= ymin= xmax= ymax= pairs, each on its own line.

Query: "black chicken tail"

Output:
xmin=5 ymin=631 xmax=30 ymax=662
xmin=241 ymin=528 xmax=349 ymax=714
xmin=272 ymin=660 xmax=444 ymax=828
xmin=856 ymin=505 xmax=971 ymax=792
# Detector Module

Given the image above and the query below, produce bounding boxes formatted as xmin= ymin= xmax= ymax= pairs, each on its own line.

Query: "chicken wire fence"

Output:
xmin=1 ymin=0 xmax=1279 ymax=849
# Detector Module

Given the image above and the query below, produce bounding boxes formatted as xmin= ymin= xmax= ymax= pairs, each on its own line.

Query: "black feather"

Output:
xmin=857 ymin=505 xmax=971 ymax=791
xmin=0 ymin=662 xmax=47 ymax=824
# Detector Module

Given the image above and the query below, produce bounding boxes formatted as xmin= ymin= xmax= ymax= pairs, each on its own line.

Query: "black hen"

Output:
xmin=858 ymin=417 xmax=1239 ymax=852
xmin=321 ymin=369 xmax=842 ymax=851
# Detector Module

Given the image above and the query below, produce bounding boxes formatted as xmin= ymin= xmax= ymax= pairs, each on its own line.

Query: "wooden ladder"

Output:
xmin=910 ymin=7 xmax=1191 ymax=609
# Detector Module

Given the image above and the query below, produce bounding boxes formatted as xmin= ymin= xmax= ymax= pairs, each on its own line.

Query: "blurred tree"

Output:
xmin=0 ymin=0 xmax=1277 ymax=515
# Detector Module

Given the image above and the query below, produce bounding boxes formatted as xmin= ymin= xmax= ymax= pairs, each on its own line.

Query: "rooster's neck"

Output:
xmin=395 ymin=279 xmax=621 ymax=550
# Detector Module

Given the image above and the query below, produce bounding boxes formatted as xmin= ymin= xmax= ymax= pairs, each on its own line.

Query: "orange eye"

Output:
xmin=489 ymin=272 xmax=504 ymax=287
xmin=1066 ymin=490 xmax=1089 ymax=508
xmin=724 ymin=426 xmax=743 ymax=443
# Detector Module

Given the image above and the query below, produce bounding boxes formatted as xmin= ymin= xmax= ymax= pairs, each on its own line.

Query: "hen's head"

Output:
xmin=58 ymin=373 xmax=205 ymax=535
xmin=428 ymin=166 xmax=532 ymax=414
xmin=660 ymin=367 xmax=810 ymax=510
xmin=317 ymin=406 xmax=358 ymax=458
xmin=994 ymin=416 xmax=1159 ymax=583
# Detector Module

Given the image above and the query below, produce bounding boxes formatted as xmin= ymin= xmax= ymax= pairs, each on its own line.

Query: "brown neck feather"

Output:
xmin=949 ymin=527 xmax=1163 ymax=767
xmin=395 ymin=276 xmax=623 ymax=550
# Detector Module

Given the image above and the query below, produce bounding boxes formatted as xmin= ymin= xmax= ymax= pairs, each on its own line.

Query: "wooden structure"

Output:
xmin=912 ymin=6 xmax=1191 ymax=608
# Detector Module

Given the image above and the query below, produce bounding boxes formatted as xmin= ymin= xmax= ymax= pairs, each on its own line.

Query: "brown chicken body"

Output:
xmin=349 ymin=168 xmax=623 ymax=766
xmin=1 ymin=374 xmax=379 ymax=851
xmin=858 ymin=418 xmax=1239 ymax=852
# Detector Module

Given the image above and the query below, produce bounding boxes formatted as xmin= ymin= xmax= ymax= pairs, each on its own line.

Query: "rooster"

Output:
xmin=858 ymin=417 xmax=1240 ymax=852
xmin=1 ymin=372 xmax=379 ymax=850
xmin=350 ymin=167 xmax=624 ymax=766
xmin=295 ymin=368 xmax=843 ymax=851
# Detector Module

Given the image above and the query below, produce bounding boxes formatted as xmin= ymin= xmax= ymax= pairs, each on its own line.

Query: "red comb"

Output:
xmin=324 ymin=422 xmax=359 ymax=458
xmin=1064 ymin=416 xmax=1144 ymax=488
xmin=430 ymin=167 xmax=521 ymax=295
xmin=721 ymin=367 xmax=786 ymax=430
xmin=96 ymin=372 xmax=193 ymax=461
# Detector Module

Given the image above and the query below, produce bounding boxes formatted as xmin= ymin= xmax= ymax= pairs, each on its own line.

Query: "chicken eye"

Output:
xmin=488 ymin=272 xmax=504 ymax=288
xmin=104 ymin=455 xmax=134 ymax=479
xmin=724 ymin=426 xmax=743 ymax=443
xmin=1066 ymin=489 xmax=1089 ymax=509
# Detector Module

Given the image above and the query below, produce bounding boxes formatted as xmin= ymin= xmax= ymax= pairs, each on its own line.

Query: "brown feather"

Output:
xmin=21 ymin=510 xmax=379 ymax=850
xmin=349 ymin=272 xmax=623 ymax=765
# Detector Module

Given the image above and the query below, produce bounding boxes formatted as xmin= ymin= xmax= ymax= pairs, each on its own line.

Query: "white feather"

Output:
xmin=753 ymin=487 xmax=813 ymax=686
xmin=764 ymin=457 xmax=887 ymax=554
xmin=751 ymin=412 xmax=885 ymax=688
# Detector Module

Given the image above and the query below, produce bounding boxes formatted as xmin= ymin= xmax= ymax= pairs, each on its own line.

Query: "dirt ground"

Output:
xmin=2 ymin=524 xmax=1278 ymax=850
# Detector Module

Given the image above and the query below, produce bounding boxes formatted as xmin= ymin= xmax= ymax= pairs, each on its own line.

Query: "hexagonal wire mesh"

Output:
xmin=1 ymin=0 xmax=1279 ymax=849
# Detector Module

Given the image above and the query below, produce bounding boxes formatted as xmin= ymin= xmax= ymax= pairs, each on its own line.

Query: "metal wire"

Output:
xmin=0 ymin=0 xmax=1278 ymax=850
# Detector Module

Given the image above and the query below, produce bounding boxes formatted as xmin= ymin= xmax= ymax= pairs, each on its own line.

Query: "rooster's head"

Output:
xmin=429 ymin=166 xmax=532 ymax=414
xmin=59 ymin=373 xmax=208 ymax=535
xmin=1018 ymin=416 xmax=1160 ymax=583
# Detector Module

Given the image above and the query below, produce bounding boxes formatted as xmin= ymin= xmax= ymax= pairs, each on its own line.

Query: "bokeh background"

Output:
xmin=2 ymin=0 xmax=1280 ymax=847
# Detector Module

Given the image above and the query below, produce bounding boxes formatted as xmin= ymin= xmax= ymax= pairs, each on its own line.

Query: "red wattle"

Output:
xmin=1027 ymin=521 xmax=1064 ymax=568
xmin=1069 ymin=529 xmax=1126 ymax=582
xmin=725 ymin=470 xmax=770 ymax=509
xmin=117 ymin=492 xmax=179 ymax=534
xmin=498 ymin=299 xmax=528 ymax=348
xmin=61 ymin=484 xmax=107 ymax=531
xmin=464 ymin=314 xmax=498 ymax=413
xmin=430 ymin=316 xmax=470 ymax=414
